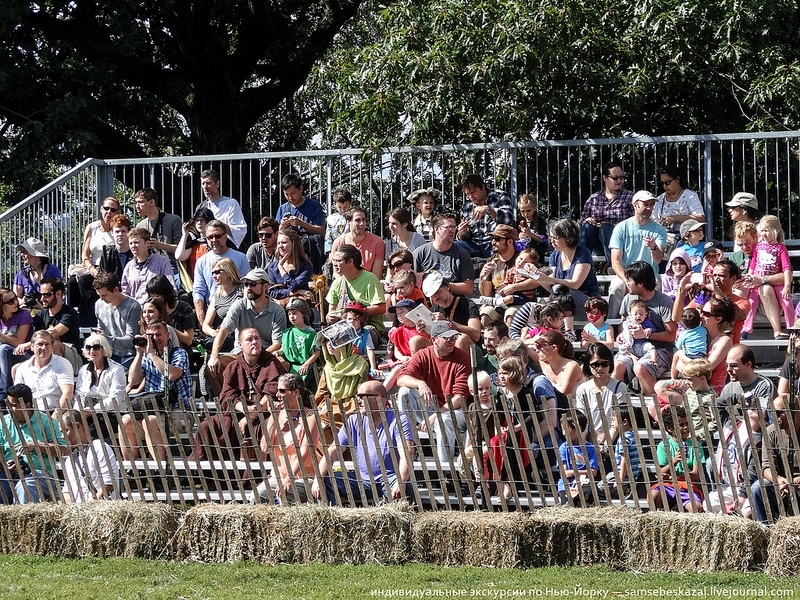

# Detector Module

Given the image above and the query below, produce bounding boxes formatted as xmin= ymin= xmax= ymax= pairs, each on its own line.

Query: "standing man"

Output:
xmin=0 ymin=383 xmax=67 ymax=504
xmin=312 ymin=380 xmax=414 ymax=505
xmin=133 ymin=187 xmax=183 ymax=266
xmin=275 ymin=173 xmax=326 ymax=273
xmin=326 ymin=245 xmax=386 ymax=334
xmin=578 ymin=161 xmax=635 ymax=266
xmin=413 ymin=214 xmax=475 ymax=297
xmin=192 ymin=219 xmax=250 ymax=325
xmin=397 ymin=320 xmax=470 ymax=479
xmin=612 ymin=262 xmax=675 ymax=398
xmin=13 ymin=331 xmax=74 ymax=413
xmin=246 ymin=217 xmax=280 ymax=270
xmin=199 ymin=168 xmax=247 ymax=250
xmin=208 ymin=268 xmax=287 ymax=375
xmin=457 ymin=174 xmax=514 ymax=258
xmin=121 ymin=228 xmax=176 ymax=304
xmin=607 ymin=190 xmax=667 ymax=319
xmin=331 ymin=207 xmax=385 ymax=280
xmin=93 ymin=272 xmax=141 ymax=369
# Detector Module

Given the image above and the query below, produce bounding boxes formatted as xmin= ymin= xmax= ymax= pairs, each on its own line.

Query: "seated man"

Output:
xmin=456 ymin=174 xmax=515 ymax=258
xmin=420 ymin=272 xmax=481 ymax=352
xmin=121 ymin=320 xmax=193 ymax=463
xmin=0 ymin=383 xmax=67 ymax=504
xmin=251 ymin=373 xmax=321 ymax=504
xmin=59 ymin=409 xmax=120 ymax=503
xmin=752 ymin=394 xmax=800 ymax=523
xmin=312 ymin=380 xmax=414 ymax=506
xmin=396 ymin=320 xmax=469 ymax=479
xmin=93 ymin=271 xmax=141 ymax=369
xmin=13 ymin=330 xmax=74 ymax=413
xmin=192 ymin=326 xmax=285 ymax=462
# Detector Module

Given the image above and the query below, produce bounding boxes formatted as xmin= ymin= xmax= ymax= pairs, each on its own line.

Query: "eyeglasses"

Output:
xmin=258 ymin=232 xmax=274 ymax=239
xmin=389 ymin=261 xmax=406 ymax=269
xmin=660 ymin=178 xmax=675 ymax=187
xmin=3 ymin=297 xmax=17 ymax=305
xmin=102 ymin=205 xmax=119 ymax=213
xmin=211 ymin=270 xmax=223 ymax=275
xmin=207 ymin=234 xmax=224 ymax=240
xmin=84 ymin=344 xmax=103 ymax=352
xmin=356 ymin=393 xmax=383 ymax=400
xmin=589 ymin=361 xmax=611 ymax=369
xmin=244 ymin=281 xmax=264 ymax=288
xmin=606 ymin=174 xmax=625 ymax=181
xmin=40 ymin=292 xmax=55 ymax=298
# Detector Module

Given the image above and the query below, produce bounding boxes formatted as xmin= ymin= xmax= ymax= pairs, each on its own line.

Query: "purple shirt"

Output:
xmin=14 ymin=264 xmax=62 ymax=295
xmin=120 ymin=253 xmax=176 ymax=304
xmin=337 ymin=410 xmax=413 ymax=482
xmin=0 ymin=309 xmax=33 ymax=342
xmin=579 ymin=188 xmax=635 ymax=227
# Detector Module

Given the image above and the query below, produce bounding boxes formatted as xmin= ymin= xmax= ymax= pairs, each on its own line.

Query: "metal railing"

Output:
xmin=2 ymin=131 xmax=800 ymax=288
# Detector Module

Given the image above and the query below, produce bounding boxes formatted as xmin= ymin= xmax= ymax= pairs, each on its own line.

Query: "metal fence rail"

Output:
xmin=1 ymin=132 xmax=800 ymax=288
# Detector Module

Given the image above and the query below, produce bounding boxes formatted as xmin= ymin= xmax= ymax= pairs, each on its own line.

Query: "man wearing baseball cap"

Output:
xmin=397 ymin=319 xmax=470 ymax=478
xmin=208 ymin=267 xmax=287 ymax=377
xmin=421 ymin=272 xmax=481 ymax=352
xmin=477 ymin=224 xmax=520 ymax=300
xmin=607 ymin=190 xmax=668 ymax=319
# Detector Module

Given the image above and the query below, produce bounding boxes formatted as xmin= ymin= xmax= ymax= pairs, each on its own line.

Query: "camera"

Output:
xmin=8 ymin=454 xmax=31 ymax=476
xmin=133 ymin=335 xmax=148 ymax=348
xmin=23 ymin=292 xmax=40 ymax=309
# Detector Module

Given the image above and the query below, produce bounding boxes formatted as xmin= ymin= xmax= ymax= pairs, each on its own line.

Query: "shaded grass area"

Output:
xmin=1 ymin=556 xmax=800 ymax=600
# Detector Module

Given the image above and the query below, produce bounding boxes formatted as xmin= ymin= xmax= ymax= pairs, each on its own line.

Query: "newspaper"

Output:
xmin=320 ymin=320 xmax=361 ymax=349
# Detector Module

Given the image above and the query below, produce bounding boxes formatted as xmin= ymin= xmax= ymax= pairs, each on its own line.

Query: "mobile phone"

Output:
xmin=690 ymin=273 xmax=704 ymax=285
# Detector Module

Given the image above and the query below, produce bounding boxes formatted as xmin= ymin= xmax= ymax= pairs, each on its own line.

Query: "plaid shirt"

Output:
xmin=579 ymin=188 xmax=634 ymax=226
xmin=460 ymin=189 xmax=515 ymax=251
xmin=142 ymin=347 xmax=193 ymax=409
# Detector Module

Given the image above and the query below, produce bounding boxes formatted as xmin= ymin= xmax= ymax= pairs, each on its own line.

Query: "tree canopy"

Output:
xmin=1 ymin=0 xmax=798 ymax=200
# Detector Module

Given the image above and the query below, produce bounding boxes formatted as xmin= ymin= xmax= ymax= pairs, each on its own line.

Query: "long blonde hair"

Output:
xmin=212 ymin=257 xmax=242 ymax=294
xmin=758 ymin=214 xmax=785 ymax=244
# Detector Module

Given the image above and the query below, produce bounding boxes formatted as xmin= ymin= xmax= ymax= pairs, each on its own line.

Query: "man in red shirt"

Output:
xmin=396 ymin=320 xmax=469 ymax=477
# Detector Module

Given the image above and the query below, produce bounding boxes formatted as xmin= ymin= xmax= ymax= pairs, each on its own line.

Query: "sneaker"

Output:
xmin=563 ymin=329 xmax=577 ymax=342
xmin=478 ymin=296 xmax=496 ymax=306
xmin=493 ymin=297 xmax=507 ymax=308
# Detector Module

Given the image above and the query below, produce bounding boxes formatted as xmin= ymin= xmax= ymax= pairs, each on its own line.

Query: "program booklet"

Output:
xmin=405 ymin=303 xmax=435 ymax=333
xmin=320 ymin=320 xmax=361 ymax=349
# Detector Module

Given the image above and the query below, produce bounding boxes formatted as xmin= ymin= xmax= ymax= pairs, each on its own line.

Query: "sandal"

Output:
xmin=775 ymin=332 xmax=790 ymax=340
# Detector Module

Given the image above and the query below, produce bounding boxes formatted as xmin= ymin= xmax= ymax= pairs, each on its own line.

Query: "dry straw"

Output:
xmin=175 ymin=503 xmax=414 ymax=565
xmin=624 ymin=512 xmax=768 ymax=573
xmin=765 ymin=517 xmax=800 ymax=576
xmin=0 ymin=504 xmax=68 ymax=555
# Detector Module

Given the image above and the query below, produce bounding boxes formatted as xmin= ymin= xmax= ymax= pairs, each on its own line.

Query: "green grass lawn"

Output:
xmin=1 ymin=556 xmax=799 ymax=600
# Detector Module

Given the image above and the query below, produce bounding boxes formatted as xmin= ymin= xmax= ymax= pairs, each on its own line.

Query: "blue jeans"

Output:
xmin=752 ymin=478 xmax=800 ymax=523
xmin=0 ymin=470 xmax=59 ymax=504
xmin=0 ymin=343 xmax=27 ymax=404
xmin=454 ymin=239 xmax=491 ymax=259
xmin=323 ymin=470 xmax=410 ymax=506
xmin=579 ymin=221 xmax=615 ymax=265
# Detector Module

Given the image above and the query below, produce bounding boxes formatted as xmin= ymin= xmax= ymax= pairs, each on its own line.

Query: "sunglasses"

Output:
xmin=606 ymin=174 xmax=625 ymax=181
xmin=211 ymin=269 xmax=223 ymax=275
xmin=207 ymin=233 xmax=224 ymax=240
xmin=244 ymin=281 xmax=264 ymax=288
xmin=40 ymin=292 xmax=55 ymax=298
xmin=389 ymin=261 xmax=406 ymax=269
xmin=258 ymin=232 xmax=274 ymax=239
xmin=277 ymin=388 xmax=289 ymax=393
xmin=660 ymin=178 xmax=675 ymax=187
xmin=3 ymin=297 xmax=17 ymax=305
xmin=589 ymin=361 xmax=611 ymax=369
xmin=84 ymin=344 xmax=103 ymax=352
xmin=102 ymin=205 xmax=119 ymax=213
xmin=701 ymin=310 xmax=717 ymax=318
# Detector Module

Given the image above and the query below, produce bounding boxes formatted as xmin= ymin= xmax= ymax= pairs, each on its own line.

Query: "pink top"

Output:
xmin=331 ymin=232 xmax=385 ymax=275
xmin=749 ymin=241 xmax=791 ymax=278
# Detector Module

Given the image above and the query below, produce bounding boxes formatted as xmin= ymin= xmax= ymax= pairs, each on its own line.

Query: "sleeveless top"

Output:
xmin=212 ymin=284 xmax=244 ymax=328
xmin=88 ymin=221 xmax=115 ymax=265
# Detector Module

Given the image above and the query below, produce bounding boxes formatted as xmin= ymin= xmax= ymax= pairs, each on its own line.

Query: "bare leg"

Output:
xmin=118 ymin=414 xmax=140 ymax=461
xmin=634 ymin=362 xmax=657 ymax=398
xmin=760 ymin=285 xmax=782 ymax=335
xmin=142 ymin=415 xmax=167 ymax=462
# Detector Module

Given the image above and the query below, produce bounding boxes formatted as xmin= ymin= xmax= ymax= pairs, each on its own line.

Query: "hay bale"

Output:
xmin=625 ymin=512 xmax=768 ymax=573
xmin=765 ymin=517 xmax=800 ymax=576
xmin=175 ymin=503 xmax=413 ymax=565
xmin=0 ymin=504 xmax=68 ymax=555
xmin=521 ymin=506 xmax=637 ymax=569
xmin=55 ymin=501 xmax=179 ymax=560
xmin=411 ymin=512 xmax=528 ymax=568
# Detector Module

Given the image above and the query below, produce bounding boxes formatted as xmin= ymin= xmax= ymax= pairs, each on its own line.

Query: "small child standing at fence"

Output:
xmin=744 ymin=215 xmax=795 ymax=338
xmin=651 ymin=406 xmax=705 ymax=512
xmin=557 ymin=411 xmax=599 ymax=506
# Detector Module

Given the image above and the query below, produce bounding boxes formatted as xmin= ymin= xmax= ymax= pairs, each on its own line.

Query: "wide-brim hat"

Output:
xmin=16 ymin=237 xmax=49 ymax=258
xmin=406 ymin=188 xmax=442 ymax=205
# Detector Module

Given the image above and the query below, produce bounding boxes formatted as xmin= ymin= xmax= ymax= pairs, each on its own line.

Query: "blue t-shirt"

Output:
xmin=609 ymin=218 xmax=668 ymax=273
xmin=557 ymin=440 xmax=599 ymax=492
xmin=275 ymin=198 xmax=326 ymax=236
xmin=676 ymin=325 xmax=708 ymax=358
xmin=678 ymin=240 xmax=705 ymax=272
